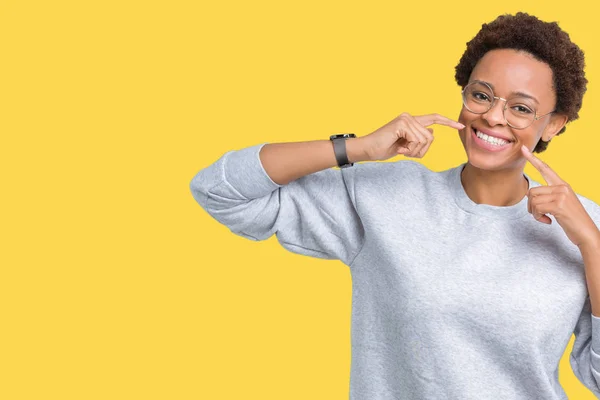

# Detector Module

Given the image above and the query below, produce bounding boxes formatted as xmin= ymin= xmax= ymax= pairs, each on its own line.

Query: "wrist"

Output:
xmin=345 ymin=137 xmax=370 ymax=163
xmin=579 ymin=229 xmax=600 ymax=251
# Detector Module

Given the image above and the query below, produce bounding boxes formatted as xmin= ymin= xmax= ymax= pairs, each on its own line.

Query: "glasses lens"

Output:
xmin=463 ymin=82 xmax=493 ymax=114
xmin=505 ymin=99 xmax=536 ymax=129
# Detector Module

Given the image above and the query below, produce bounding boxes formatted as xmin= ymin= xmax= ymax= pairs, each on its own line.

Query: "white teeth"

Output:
xmin=475 ymin=129 xmax=509 ymax=146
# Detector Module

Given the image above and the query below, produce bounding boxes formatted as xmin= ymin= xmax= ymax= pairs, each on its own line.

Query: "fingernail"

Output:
xmin=458 ymin=123 xmax=465 ymax=129
xmin=521 ymin=145 xmax=530 ymax=153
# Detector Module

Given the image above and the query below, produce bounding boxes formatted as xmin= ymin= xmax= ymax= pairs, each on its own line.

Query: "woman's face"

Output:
xmin=458 ymin=48 xmax=567 ymax=171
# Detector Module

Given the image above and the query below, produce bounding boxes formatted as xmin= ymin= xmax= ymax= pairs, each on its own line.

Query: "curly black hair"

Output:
xmin=454 ymin=12 xmax=588 ymax=153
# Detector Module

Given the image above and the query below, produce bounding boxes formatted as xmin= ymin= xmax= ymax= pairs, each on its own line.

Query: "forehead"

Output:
xmin=470 ymin=48 xmax=555 ymax=102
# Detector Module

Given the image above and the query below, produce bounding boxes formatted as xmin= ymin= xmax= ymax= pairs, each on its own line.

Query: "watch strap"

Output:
xmin=329 ymin=133 xmax=356 ymax=168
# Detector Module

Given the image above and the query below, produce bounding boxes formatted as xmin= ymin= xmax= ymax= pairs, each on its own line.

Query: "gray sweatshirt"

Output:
xmin=189 ymin=142 xmax=600 ymax=400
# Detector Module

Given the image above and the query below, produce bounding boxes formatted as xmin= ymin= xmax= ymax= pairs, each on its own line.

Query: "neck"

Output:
xmin=460 ymin=163 xmax=529 ymax=207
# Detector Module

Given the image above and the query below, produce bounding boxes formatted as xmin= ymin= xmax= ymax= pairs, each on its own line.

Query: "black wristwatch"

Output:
xmin=329 ymin=133 xmax=356 ymax=168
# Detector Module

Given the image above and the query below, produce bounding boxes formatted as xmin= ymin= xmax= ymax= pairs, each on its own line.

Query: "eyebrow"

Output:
xmin=475 ymin=80 xmax=540 ymax=105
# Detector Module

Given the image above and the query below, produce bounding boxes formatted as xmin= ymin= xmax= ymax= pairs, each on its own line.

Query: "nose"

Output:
xmin=481 ymin=97 xmax=507 ymax=127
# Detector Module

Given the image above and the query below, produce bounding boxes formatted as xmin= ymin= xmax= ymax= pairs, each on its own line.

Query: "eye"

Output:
xmin=511 ymin=105 xmax=533 ymax=114
xmin=472 ymin=91 xmax=491 ymax=102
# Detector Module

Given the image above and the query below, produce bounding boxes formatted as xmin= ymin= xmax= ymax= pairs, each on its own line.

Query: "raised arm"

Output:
xmin=259 ymin=137 xmax=369 ymax=185
xmin=189 ymin=140 xmax=370 ymax=265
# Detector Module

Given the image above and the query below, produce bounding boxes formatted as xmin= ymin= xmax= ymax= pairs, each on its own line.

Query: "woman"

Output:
xmin=190 ymin=12 xmax=600 ymax=400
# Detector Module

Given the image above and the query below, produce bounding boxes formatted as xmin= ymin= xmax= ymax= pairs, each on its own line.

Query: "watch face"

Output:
xmin=330 ymin=133 xmax=356 ymax=140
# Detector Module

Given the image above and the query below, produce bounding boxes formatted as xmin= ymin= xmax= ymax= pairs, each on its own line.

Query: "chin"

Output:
xmin=466 ymin=156 xmax=505 ymax=171
xmin=464 ymin=148 xmax=525 ymax=172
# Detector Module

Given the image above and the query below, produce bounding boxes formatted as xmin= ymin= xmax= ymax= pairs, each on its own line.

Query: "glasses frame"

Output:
xmin=461 ymin=80 xmax=555 ymax=129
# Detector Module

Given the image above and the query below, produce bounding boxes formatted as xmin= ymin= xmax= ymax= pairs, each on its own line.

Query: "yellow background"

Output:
xmin=2 ymin=0 xmax=600 ymax=399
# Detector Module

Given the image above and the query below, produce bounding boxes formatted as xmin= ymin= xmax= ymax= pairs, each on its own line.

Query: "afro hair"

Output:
xmin=454 ymin=12 xmax=587 ymax=153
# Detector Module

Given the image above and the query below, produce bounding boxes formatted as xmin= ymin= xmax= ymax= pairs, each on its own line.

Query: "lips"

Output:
xmin=473 ymin=127 xmax=514 ymax=142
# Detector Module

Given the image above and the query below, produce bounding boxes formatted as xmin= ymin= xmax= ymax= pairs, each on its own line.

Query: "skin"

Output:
xmin=457 ymin=48 xmax=569 ymax=207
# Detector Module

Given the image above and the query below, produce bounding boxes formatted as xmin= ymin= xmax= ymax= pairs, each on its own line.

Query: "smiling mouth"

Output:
xmin=473 ymin=127 xmax=514 ymax=143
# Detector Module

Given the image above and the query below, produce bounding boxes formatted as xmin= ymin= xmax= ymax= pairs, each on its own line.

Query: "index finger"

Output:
xmin=414 ymin=113 xmax=465 ymax=130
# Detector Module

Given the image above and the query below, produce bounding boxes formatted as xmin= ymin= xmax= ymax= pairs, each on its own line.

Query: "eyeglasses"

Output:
xmin=461 ymin=80 xmax=555 ymax=129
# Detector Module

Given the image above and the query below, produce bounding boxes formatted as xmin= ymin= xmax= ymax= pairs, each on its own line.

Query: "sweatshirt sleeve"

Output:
xmin=570 ymin=200 xmax=600 ymax=397
xmin=189 ymin=142 xmax=366 ymax=266
xmin=569 ymin=294 xmax=600 ymax=398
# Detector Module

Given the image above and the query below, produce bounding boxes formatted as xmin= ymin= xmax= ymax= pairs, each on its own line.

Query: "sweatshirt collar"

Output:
xmin=448 ymin=162 xmax=540 ymax=220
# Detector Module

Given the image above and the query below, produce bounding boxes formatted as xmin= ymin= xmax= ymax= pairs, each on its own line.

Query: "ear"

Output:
xmin=542 ymin=113 xmax=569 ymax=141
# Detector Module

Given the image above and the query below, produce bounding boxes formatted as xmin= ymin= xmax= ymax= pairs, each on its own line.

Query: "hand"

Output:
xmin=521 ymin=144 xmax=600 ymax=247
xmin=362 ymin=112 xmax=465 ymax=162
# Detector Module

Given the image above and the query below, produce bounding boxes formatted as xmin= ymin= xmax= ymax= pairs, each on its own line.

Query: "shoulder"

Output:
xmin=342 ymin=159 xmax=439 ymax=201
